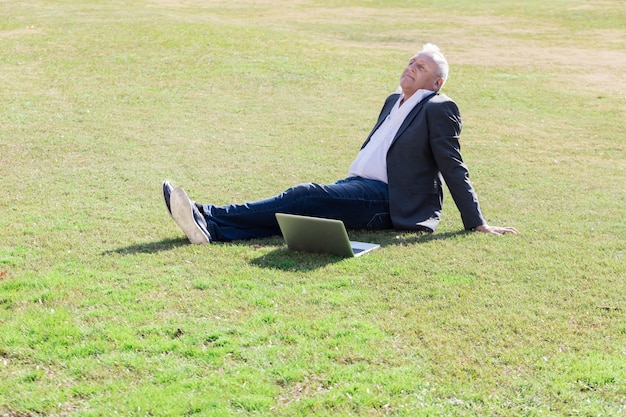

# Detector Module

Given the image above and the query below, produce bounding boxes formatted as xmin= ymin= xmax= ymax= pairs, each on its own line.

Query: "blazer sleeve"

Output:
xmin=427 ymin=100 xmax=486 ymax=230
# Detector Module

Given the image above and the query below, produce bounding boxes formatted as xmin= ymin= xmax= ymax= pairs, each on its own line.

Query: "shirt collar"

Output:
xmin=400 ymin=89 xmax=435 ymax=106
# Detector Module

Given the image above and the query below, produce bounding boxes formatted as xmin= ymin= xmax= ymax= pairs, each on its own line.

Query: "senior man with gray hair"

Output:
xmin=163 ymin=43 xmax=517 ymax=243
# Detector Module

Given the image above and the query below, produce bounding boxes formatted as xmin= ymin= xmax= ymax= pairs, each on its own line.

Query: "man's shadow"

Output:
xmin=103 ymin=230 xmax=468 ymax=271
xmin=101 ymin=238 xmax=189 ymax=256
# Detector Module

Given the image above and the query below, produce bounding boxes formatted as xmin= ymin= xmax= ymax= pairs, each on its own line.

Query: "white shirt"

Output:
xmin=348 ymin=89 xmax=434 ymax=183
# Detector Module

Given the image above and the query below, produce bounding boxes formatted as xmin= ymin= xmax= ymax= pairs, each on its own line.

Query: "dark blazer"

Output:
xmin=362 ymin=92 xmax=485 ymax=232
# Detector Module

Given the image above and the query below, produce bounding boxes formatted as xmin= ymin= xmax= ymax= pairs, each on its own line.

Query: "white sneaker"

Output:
xmin=170 ymin=187 xmax=211 ymax=244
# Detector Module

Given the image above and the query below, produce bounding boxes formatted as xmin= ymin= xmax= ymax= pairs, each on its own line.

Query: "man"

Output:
xmin=163 ymin=43 xmax=517 ymax=244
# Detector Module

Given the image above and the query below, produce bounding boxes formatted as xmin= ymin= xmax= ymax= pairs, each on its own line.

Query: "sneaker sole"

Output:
xmin=170 ymin=188 xmax=210 ymax=244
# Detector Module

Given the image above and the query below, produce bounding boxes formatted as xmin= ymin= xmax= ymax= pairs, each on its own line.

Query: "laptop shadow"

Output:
xmin=249 ymin=246 xmax=347 ymax=271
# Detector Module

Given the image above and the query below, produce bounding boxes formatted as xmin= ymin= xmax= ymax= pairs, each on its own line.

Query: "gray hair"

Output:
xmin=420 ymin=43 xmax=449 ymax=87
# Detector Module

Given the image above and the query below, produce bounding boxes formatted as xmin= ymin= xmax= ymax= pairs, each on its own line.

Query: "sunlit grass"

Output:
xmin=1 ymin=0 xmax=625 ymax=415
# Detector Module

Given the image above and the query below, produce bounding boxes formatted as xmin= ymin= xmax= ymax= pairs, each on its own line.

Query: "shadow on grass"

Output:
xmin=103 ymin=230 xmax=469 ymax=269
xmin=382 ymin=229 xmax=470 ymax=245
xmin=101 ymin=238 xmax=190 ymax=255
xmin=248 ymin=230 xmax=470 ymax=271
xmin=249 ymin=247 xmax=346 ymax=271
xmin=104 ymin=236 xmax=345 ymax=271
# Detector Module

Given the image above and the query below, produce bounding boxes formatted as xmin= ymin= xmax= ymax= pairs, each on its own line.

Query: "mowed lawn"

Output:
xmin=1 ymin=0 xmax=625 ymax=415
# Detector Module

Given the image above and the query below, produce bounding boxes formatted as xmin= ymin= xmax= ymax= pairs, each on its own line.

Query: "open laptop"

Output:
xmin=275 ymin=213 xmax=380 ymax=258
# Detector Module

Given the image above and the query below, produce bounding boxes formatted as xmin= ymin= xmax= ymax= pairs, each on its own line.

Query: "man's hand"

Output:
xmin=474 ymin=224 xmax=518 ymax=235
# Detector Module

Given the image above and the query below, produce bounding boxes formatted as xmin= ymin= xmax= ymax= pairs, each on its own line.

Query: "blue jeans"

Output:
xmin=198 ymin=177 xmax=391 ymax=241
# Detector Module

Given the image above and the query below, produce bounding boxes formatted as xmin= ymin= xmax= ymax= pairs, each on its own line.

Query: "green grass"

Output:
xmin=1 ymin=0 xmax=625 ymax=415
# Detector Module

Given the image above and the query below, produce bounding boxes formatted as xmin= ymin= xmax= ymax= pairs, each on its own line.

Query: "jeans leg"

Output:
xmin=199 ymin=177 xmax=391 ymax=241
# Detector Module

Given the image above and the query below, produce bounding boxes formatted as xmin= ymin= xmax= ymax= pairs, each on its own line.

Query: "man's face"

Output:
xmin=399 ymin=53 xmax=442 ymax=96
